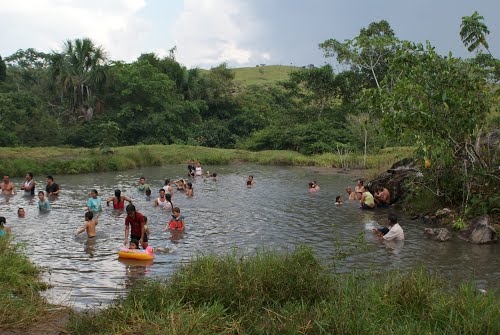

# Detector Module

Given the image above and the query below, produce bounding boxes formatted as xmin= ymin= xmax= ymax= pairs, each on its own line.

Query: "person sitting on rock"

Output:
xmin=374 ymin=186 xmax=391 ymax=207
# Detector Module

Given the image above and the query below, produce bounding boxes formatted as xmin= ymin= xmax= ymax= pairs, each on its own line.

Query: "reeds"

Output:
xmin=0 ymin=145 xmax=416 ymax=177
xmin=68 ymin=246 xmax=500 ymax=335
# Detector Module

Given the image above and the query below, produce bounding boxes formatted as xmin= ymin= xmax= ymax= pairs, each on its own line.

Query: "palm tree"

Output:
xmin=49 ymin=38 xmax=108 ymax=120
xmin=460 ymin=11 xmax=492 ymax=56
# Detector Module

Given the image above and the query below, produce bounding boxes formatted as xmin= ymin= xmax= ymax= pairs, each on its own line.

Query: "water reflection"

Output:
xmin=1 ymin=164 xmax=499 ymax=309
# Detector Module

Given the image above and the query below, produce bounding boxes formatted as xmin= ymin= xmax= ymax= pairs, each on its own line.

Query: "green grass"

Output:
xmin=0 ymin=145 xmax=416 ymax=178
xmin=67 ymin=246 xmax=500 ymax=335
xmin=232 ymin=65 xmax=297 ymax=87
xmin=0 ymin=237 xmax=50 ymax=329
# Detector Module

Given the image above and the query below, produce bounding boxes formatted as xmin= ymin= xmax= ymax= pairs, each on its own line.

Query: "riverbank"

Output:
xmin=0 ymin=144 xmax=415 ymax=177
xmin=67 ymin=247 xmax=500 ymax=334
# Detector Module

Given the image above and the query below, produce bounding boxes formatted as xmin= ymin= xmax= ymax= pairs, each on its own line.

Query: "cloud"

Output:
xmin=0 ymin=0 xmax=149 ymax=61
xmin=170 ymin=0 xmax=271 ymax=68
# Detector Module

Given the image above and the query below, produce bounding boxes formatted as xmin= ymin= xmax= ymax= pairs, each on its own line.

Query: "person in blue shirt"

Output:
xmin=37 ymin=191 xmax=51 ymax=211
xmin=87 ymin=189 xmax=102 ymax=215
xmin=0 ymin=217 xmax=12 ymax=237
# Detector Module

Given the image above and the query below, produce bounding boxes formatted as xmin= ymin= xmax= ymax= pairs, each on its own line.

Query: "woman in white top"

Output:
xmin=195 ymin=162 xmax=203 ymax=176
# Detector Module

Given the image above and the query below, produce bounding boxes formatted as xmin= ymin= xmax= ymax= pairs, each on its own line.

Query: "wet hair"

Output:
xmin=159 ymin=188 xmax=166 ymax=194
xmin=145 ymin=189 xmax=151 ymax=196
xmin=0 ymin=216 xmax=5 ymax=226
xmin=165 ymin=193 xmax=173 ymax=207
xmin=85 ymin=211 xmax=94 ymax=220
xmin=17 ymin=208 xmax=24 ymax=214
xmin=388 ymin=213 xmax=398 ymax=225
xmin=357 ymin=179 xmax=364 ymax=186
xmin=38 ymin=191 xmax=45 ymax=196
xmin=47 ymin=175 xmax=54 ymax=181
xmin=129 ymin=239 xmax=139 ymax=248
xmin=308 ymin=182 xmax=314 ymax=188
xmin=115 ymin=189 xmax=121 ymax=203
xmin=126 ymin=204 xmax=136 ymax=213
xmin=335 ymin=196 xmax=341 ymax=202
xmin=212 ymin=173 xmax=217 ymax=177
xmin=164 ymin=179 xmax=170 ymax=185
xmin=187 ymin=182 xmax=192 ymax=189
xmin=27 ymin=172 xmax=33 ymax=179
xmin=172 ymin=206 xmax=180 ymax=214
xmin=91 ymin=189 xmax=98 ymax=195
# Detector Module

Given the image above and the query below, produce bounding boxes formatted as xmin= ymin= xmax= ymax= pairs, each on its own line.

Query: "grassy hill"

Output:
xmin=232 ymin=65 xmax=298 ymax=87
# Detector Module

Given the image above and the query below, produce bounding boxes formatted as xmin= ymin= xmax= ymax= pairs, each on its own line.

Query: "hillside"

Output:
xmin=232 ymin=65 xmax=298 ymax=87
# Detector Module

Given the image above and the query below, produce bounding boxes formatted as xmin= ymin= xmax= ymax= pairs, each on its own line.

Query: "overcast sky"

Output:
xmin=1 ymin=0 xmax=499 ymax=69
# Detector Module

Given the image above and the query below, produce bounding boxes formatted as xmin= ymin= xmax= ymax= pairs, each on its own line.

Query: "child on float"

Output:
xmin=166 ymin=207 xmax=185 ymax=231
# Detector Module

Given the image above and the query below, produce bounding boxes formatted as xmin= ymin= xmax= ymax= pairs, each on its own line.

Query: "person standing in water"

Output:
xmin=106 ymin=189 xmax=133 ymax=209
xmin=21 ymin=172 xmax=36 ymax=196
xmin=0 ymin=217 xmax=12 ymax=236
xmin=124 ymin=204 xmax=148 ymax=249
xmin=87 ymin=189 xmax=103 ymax=215
xmin=0 ymin=175 xmax=16 ymax=195
xmin=75 ymin=212 xmax=99 ymax=238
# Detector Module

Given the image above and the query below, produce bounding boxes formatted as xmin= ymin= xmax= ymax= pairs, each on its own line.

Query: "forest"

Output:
xmin=0 ymin=14 xmax=499 ymax=217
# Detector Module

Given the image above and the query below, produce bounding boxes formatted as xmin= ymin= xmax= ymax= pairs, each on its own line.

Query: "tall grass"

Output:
xmin=68 ymin=246 xmax=500 ymax=335
xmin=0 ymin=145 xmax=416 ymax=177
xmin=0 ymin=237 xmax=50 ymax=329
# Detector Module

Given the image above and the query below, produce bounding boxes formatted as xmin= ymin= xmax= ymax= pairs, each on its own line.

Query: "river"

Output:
xmin=1 ymin=164 xmax=499 ymax=309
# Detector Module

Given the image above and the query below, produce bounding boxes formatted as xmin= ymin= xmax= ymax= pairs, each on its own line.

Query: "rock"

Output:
xmin=368 ymin=158 xmax=421 ymax=205
xmin=460 ymin=215 xmax=498 ymax=244
xmin=423 ymin=228 xmax=452 ymax=242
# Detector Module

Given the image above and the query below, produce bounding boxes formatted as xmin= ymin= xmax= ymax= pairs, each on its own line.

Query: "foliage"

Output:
xmin=319 ymin=20 xmax=399 ymax=89
xmin=376 ymin=41 xmax=495 ymax=211
xmin=452 ymin=217 xmax=467 ymax=230
xmin=68 ymin=247 xmax=500 ymax=335
xmin=0 ymin=237 xmax=49 ymax=329
xmin=48 ymin=38 xmax=108 ymax=121
xmin=460 ymin=11 xmax=492 ymax=55
xmin=0 ymin=55 xmax=6 ymax=82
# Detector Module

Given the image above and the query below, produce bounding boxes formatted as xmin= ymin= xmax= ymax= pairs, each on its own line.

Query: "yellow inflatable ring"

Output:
xmin=118 ymin=247 xmax=154 ymax=260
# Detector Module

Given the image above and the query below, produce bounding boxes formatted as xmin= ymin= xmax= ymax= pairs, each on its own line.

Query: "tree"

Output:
xmin=284 ymin=65 xmax=339 ymax=119
xmin=377 ymin=41 xmax=494 ymax=209
xmin=48 ymin=38 xmax=108 ymax=121
xmin=0 ymin=55 xmax=6 ymax=82
xmin=460 ymin=11 xmax=492 ymax=55
xmin=319 ymin=20 xmax=399 ymax=89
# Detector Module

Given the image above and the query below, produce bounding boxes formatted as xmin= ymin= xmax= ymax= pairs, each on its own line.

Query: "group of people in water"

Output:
xmin=309 ymin=178 xmax=404 ymax=241
xmin=0 ymin=164 xmax=403 ymax=247
xmin=0 ymin=173 xmax=61 ymax=235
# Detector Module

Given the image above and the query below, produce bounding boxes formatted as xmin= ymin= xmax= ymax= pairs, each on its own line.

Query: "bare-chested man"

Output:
xmin=75 ymin=212 xmax=99 ymax=238
xmin=0 ymin=175 xmax=16 ymax=195
xmin=374 ymin=186 xmax=391 ymax=207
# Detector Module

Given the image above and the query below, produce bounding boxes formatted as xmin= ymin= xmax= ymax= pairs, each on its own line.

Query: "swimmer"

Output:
xmin=37 ymin=191 xmax=51 ymax=211
xmin=75 ymin=212 xmax=99 ymax=238
xmin=0 ymin=217 xmax=12 ymax=236
xmin=0 ymin=175 xmax=16 ymax=195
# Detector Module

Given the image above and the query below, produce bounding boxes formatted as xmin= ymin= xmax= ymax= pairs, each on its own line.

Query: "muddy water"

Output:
xmin=2 ymin=164 xmax=498 ymax=309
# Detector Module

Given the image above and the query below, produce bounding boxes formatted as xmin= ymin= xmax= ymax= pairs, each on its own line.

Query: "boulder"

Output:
xmin=423 ymin=228 xmax=452 ymax=242
xmin=368 ymin=158 xmax=421 ymax=205
xmin=460 ymin=215 xmax=498 ymax=244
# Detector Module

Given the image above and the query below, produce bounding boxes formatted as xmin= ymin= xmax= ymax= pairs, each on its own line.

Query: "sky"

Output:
xmin=0 ymin=0 xmax=499 ymax=69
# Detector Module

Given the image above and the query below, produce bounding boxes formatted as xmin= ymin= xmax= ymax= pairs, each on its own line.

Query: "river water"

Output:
xmin=2 ymin=164 xmax=499 ymax=309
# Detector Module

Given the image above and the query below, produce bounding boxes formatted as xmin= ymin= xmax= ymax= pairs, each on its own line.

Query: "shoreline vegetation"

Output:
xmin=3 ymin=144 xmax=499 ymax=334
xmin=0 ymin=144 xmax=416 ymax=177
xmin=2 ymin=240 xmax=499 ymax=334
